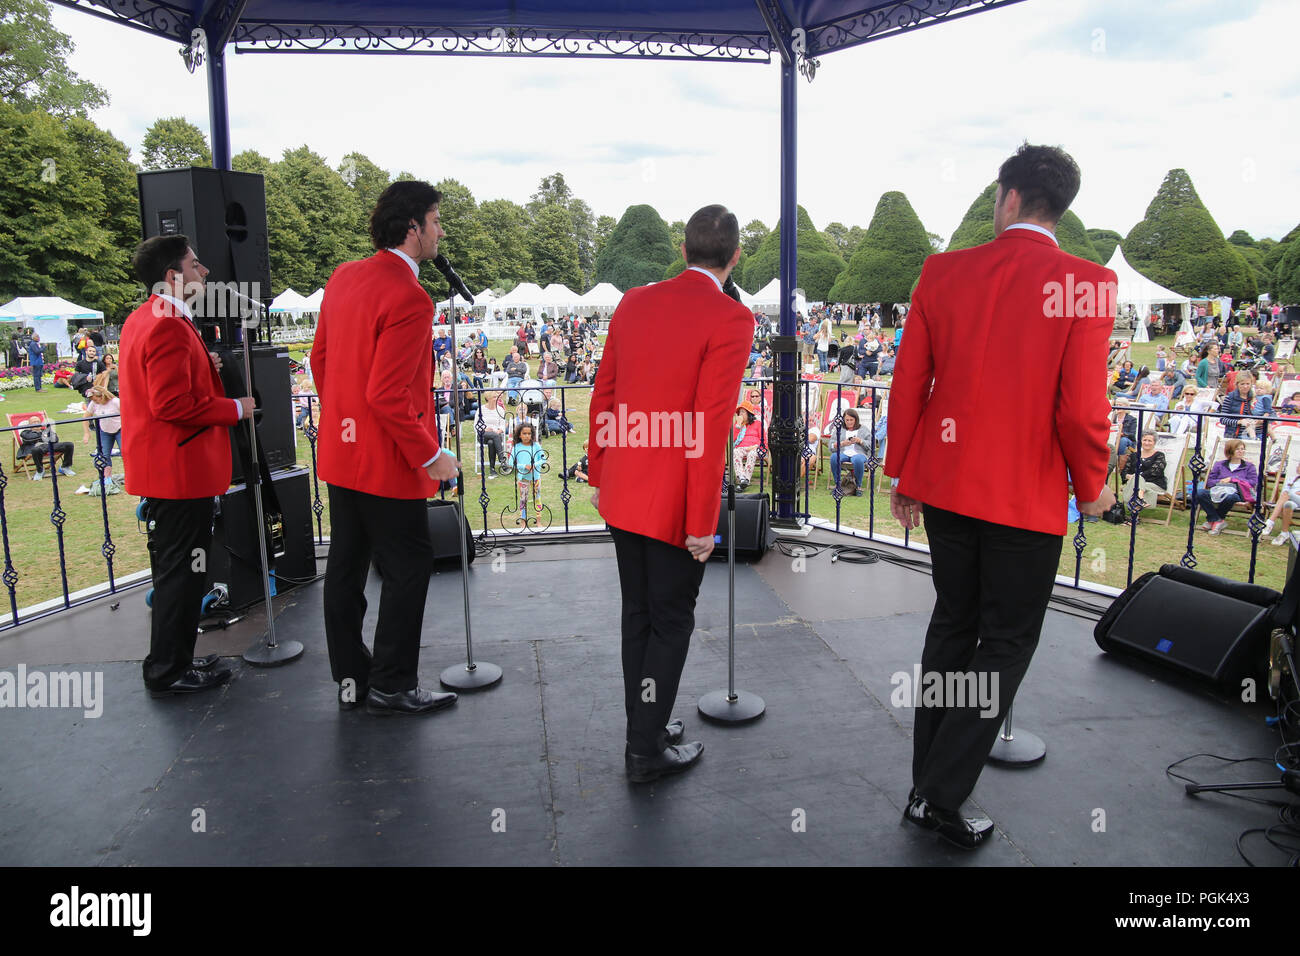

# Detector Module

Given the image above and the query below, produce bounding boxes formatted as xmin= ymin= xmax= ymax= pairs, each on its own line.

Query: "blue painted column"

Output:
xmin=775 ymin=55 xmax=798 ymax=521
xmin=207 ymin=44 xmax=232 ymax=170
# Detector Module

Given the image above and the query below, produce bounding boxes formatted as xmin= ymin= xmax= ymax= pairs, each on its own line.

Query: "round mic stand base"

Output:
xmin=243 ymin=637 xmax=305 ymax=668
xmin=986 ymin=704 xmax=1046 ymax=765
xmin=698 ymin=689 xmax=765 ymax=724
xmin=440 ymin=659 xmax=503 ymax=690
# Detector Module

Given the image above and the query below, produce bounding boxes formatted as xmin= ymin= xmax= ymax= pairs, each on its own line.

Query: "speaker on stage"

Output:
xmin=137 ymin=166 xmax=270 ymax=346
xmin=1094 ymin=564 xmax=1278 ymax=687
xmin=428 ymin=499 xmax=474 ymax=569
xmin=216 ymin=344 xmax=296 ymax=482
xmin=208 ymin=467 xmax=316 ymax=611
xmin=711 ymin=492 xmax=772 ymax=563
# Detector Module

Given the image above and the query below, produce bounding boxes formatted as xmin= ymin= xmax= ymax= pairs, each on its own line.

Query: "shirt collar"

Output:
xmin=686 ymin=265 xmax=724 ymax=293
xmin=387 ymin=248 xmax=420 ymax=278
xmin=155 ymin=292 xmax=193 ymax=320
xmin=1003 ymin=222 xmax=1059 ymax=246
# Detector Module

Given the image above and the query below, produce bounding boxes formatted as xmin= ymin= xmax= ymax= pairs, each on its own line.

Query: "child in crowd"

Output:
xmin=566 ymin=439 xmax=590 ymax=483
xmin=1155 ymin=345 xmax=1167 ymax=372
xmin=543 ymin=397 xmax=572 ymax=436
xmin=509 ymin=422 xmax=548 ymax=524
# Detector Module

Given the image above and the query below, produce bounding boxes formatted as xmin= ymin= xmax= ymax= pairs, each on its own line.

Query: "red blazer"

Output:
xmin=589 ymin=269 xmax=753 ymax=547
xmin=119 ymin=295 xmax=239 ymax=499
xmin=312 ymin=250 xmax=441 ymax=499
xmin=885 ymin=228 xmax=1116 ymax=535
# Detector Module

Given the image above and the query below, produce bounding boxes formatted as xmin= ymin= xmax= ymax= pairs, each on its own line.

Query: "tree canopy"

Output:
xmin=946 ymin=182 xmax=997 ymax=252
xmin=1087 ymin=228 xmax=1123 ymax=264
xmin=594 ymin=204 xmax=676 ymax=291
xmin=742 ymin=205 xmax=846 ymax=302
xmin=0 ymin=0 xmax=107 ymax=117
xmin=1124 ymin=168 xmax=1257 ymax=301
xmin=140 ymin=116 xmax=212 ymax=170
xmin=827 ymin=191 xmax=930 ymax=304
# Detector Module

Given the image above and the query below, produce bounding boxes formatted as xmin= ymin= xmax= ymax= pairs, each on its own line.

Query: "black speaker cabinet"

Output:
xmin=208 ymin=467 xmax=316 ymax=611
xmin=217 ymin=344 xmax=296 ymax=482
xmin=428 ymin=499 xmax=474 ymax=569
xmin=711 ymin=492 xmax=772 ymax=562
xmin=1095 ymin=565 xmax=1278 ymax=687
xmin=138 ymin=167 xmax=271 ymax=344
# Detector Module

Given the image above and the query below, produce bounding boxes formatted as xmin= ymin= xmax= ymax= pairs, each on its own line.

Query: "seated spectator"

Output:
xmin=471 ymin=347 xmax=489 ymax=387
xmin=1109 ymin=360 xmax=1136 ymax=396
xmin=1167 ymin=387 xmax=1213 ymax=438
xmin=504 ymin=353 xmax=528 ymax=404
xmin=538 ymin=351 xmax=560 ymax=387
xmin=563 ymin=353 xmax=579 ymax=384
xmin=542 ymin=397 xmax=572 ymax=436
xmin=1120 ymin=430 xmax=1167 ymax=516
xmin=828 ymin=407 xmax=868 ymax=495
xmin=732 ymin=400 xmax=762 ymax=490
xmin=436 ymin=370 xmax=477 ymax=421
xmin=1197 ymin=438 xmax=1257 ymax=534
xmin=293 ymin=380 xmax=315 ymax=429
xmin=1160 ymin=366 xmax=1186 ymax=401
xmin=566 ymin=439 xmax=590 ymax=483
xmin=17 ymin=417 xmax=75 ymax=480
xmin=476 ymin=391 xmax=508 ymax=476
xmin=1262 ymin=471 xmax=1300 ymax=545
xmin=487 ymin=357 xmax=508 ymax=390
xmin=1115 ymin=364 xmax=1151 ymax=401
xmin=877 ymin=347 xmax=896 ymax=376
xmin=801 ymin=426 xmax=820 ymax=481
xmin=1218 ymin=370 xmax=1262 ymax=439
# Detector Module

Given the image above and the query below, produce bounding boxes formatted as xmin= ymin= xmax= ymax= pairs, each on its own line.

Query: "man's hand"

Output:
xmin=890 ymin=488 xmax=923 ymax=530
xmin=209 ymin=351 xmax=223 ymax=373
xmin=236 ymin=396 xmax=255 ymax=420
xmin=425 ymin=450 xmax=458 ymax=482
xmin=1077 ymin=485 xmax=1117 ymax=516
xmin=590 ymin=487 xmax=600 ymax=510
xmin=685 ymin=534 xmax=715 ymax=562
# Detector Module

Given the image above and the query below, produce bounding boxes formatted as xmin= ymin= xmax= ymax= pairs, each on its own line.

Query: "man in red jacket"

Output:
xmin=886 ymin=144 xmax=1117 ymax=848
xmin=122 ymin=235 xmax=255 ymax=696
xmin=588 ymin=204 xmax=753 ymax=783
xmin=312 ymin=180 xmax=460 ymax=716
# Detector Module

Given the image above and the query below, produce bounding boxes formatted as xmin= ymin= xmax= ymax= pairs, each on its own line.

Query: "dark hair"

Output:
xmin=514 ymin=421 xmax=535 ymax=444
xmin=132 ymin=234 xmax=190 ymax=288
xmin=684 ymin=204 xmax=740 ymax=269
xmin=996 ymin=143 xmax=1081 ymax=223
xmin=369 ymin=180 xmax=442 ymax=251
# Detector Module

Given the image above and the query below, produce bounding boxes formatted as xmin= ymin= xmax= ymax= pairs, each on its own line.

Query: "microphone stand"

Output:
xmin=699 ymin=427 xmax=765 ymax=722
xmin=240 ymin=303 xmax=304 ymax=666
xmin=438 ymin=288 xmax=502 ymax=691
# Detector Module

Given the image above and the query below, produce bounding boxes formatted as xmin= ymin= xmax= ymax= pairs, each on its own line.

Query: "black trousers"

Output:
xmin=324 ymin=484 xmax=432 ymax=695
xmin=912 ymin=505 xmax=1063 ymax=810
xmin=609 ymin=525 xmax=707 ymax=755
xmin=143 ymin=497 xmax=216 ymax=689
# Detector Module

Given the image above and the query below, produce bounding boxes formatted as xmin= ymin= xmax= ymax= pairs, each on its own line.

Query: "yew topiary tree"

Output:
xmin=1056 ymin=210 xmax=1102 ymax=263
xmin=1276 ymin=239 xmax=1300 ymax=304
xmin=1087 ymin=228 xmax=1123 ymax=264
xmin=827 ymin=191 xmax=930 ymax=310
xmin=1124 ymin=168 xmax=1256 ymax=301
xmin=946 ymin=182 xmax=997 ymax=252
xmin=742 ymin=205 xmax=846 ymax=302
xmin=594 ymin=203 xmax=675 ymax=291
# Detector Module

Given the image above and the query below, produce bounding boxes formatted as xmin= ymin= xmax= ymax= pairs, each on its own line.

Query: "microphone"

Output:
xmin=722 ymin=275 xmax=743 ymax=304
xmin=433 ymin=254 xmax=474 ymax=305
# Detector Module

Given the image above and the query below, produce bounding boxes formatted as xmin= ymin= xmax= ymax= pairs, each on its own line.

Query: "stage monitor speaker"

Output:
xmin=137 ymin=166 xmax=271 ymax=346
xmin=428 ymin=499 xmax=475 ymax=569
xmin=1094 ymin=564 xmax=1278 ymax=687
xmin=208 ymin=467 xmax=316 ymax=611
xmin=711 ymin=492 xmax=772 ymax=563
xmin=216 ymin=344 xmax=296 ymax=482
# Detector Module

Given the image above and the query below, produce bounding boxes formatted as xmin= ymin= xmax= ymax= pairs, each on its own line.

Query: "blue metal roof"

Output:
xmin=51 ymin=0 xmax=1026 ymax=61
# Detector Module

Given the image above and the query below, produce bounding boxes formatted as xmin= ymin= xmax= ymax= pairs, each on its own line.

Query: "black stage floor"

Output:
xmin=0 ymin=531 xmax=1286 ymax=866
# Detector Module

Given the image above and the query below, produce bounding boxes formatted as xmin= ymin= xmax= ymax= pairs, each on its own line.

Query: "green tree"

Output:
xmin=479 ymin=198 xmax=534 ymax=287
xmin=339 ymin=151 xmax=390 ymax=227
xmin=1264 ymin=224 xmax=1299 ymax=276
xmin=233 ymin=149 xmax=313 ymax=296
xmin=1087 ymin=228 xmax=1123 ymax=264
xmin=668 ymin=219 xmax=686 ymax=253
xmin=0 ymin=104 xmax=134 ymax=317
xmin=1276 ymin=239 xmax=1300 ymax=304
xmin=1124 ymin=168 xmax=1256 ymax=300
xmin=593 ymin=214 xmax=617 ymax=264
xmin=529 ymin=204 xmax=583 ymax=289
xmin=65 ymin=114 xmax=139 ymax=316
xmin=526 ymin=172 xmax=574 ymax=218
xmin=570 ymin=197 xmax=597 ymax=290
xmin=925 ymin=231 xmax=945 ymax=253
xmin=1227 ymin=229 xmax=1255 ymax=247
xmin=743 ymin=205 xmax=847 ymax=302
xmin=594 ymin=204 xmax=676 ymax=291
xmin=947 ymin=182 xmax=997 ymax=251
xmin=741 ymin=219 xmax=769 ymax=256
xmin=431 ymin=177 xmax=493 ymax=296
xmin=0 ymin=0 xmax=107 ymax=117
xmin=1056 ymin=210 xmax=1102 ymax=263
xmin=828 ymin=191 xmax=930 ymax=308
xmin=276 ymin=145 xmax=369 ymax=292
xmin=140 ymin=116 xmax=211 ymax=170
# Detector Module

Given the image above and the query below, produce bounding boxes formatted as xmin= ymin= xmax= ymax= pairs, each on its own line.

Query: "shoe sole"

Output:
xmin=365 ymin=698 xmax=457 ymax=716
xmin=626 ymin=750 xmax=704 ymax=784
xmin=148 ymin=675 xmax=231 ymax=698
xmin=902 ymin=807 xmax=991 ymax=850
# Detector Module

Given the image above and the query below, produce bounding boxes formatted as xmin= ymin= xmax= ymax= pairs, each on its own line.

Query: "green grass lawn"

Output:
xmin=0 ymin=326 xmax=1287 ymax=616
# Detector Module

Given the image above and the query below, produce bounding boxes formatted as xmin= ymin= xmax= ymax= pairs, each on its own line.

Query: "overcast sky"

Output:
xmin=52 ymin=0 xmax=1300 ymax=247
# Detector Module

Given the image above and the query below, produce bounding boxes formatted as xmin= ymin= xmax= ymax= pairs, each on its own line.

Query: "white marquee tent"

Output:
xmin=750 ymin=277 xmax=806 ymax=316
xmin=491 ymin=282 xmax=546 ymax=316
xmin=0 ymin=296 xmax=100 ymax=358
xmin=1105 ymin=246 xmax=1192 ymax=343
xmin=270 ymin=288 xmax=310 ymax=316
xmin=577 ymin=282 xmax=624 ymax=312
xmin=302 ymin=288 xmax=325 ymax=312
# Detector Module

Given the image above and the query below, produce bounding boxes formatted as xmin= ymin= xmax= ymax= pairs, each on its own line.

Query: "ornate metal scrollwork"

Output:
xmin=809 ymin=0 xmax=1022 ymax=57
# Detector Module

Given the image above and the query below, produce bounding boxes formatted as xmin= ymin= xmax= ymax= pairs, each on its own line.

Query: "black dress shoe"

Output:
xmin=625 ymin=741 xmax=704 ymax=783
xmin=149 ymin=667 xmax=232 ymax=698
xmin=902 ymin=793 xmax=994 ymax=850
xmin=365 ymin=686 xmax=457 ymax=716
xmin=192 ymin=654 xmax=219 ymax=670
xmin=665 ymin=718 xmax=684 ymax=745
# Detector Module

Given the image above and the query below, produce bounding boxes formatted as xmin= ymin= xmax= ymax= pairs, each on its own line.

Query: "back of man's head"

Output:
xmin=684 ymin=204 xmax=740 ymax=269
xmin=132 ymin=234 xmax=190 ymax=289
xmin=997 ymin=143 xmax=1081 ymax=224
xmin=370 ymin=180 xmax=442 ymax=250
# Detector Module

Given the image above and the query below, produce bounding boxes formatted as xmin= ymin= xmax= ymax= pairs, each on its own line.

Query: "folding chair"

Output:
xmin=8 ymin=411 xmax=48 ymax=478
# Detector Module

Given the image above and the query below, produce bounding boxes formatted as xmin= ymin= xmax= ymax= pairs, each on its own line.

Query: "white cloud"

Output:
xmin=52 ymin=0 xmax=1300 ymax=248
